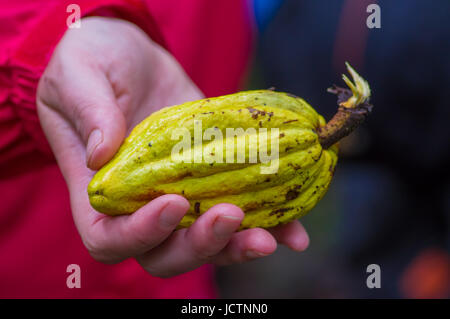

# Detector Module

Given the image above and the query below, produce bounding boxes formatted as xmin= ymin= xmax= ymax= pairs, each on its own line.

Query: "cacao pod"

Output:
xmin=88 ymin=63 xmax=372 ymax=229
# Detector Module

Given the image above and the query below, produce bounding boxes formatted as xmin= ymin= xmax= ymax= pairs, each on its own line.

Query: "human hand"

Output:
xmin=37 ymin=17 xmax=309 ymax=277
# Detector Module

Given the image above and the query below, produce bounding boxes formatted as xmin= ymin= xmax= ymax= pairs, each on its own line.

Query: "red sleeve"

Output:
xmin=2 ymin=0 xmax=165 ymax=157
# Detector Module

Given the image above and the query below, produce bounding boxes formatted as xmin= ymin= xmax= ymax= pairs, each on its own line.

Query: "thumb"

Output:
xmin=82 ymin=99 xmax=127 ymax=170
xmin=41 ymin=65 xmax=127 ymax=171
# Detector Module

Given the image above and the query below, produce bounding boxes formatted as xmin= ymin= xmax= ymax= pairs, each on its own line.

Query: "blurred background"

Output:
xmin=216 ymin=0 xmax=450 ymax=298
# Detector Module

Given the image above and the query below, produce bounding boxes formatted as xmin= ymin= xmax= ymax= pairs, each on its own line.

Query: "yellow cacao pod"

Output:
xmin=88 ymin=63 xmax=372 ymax=229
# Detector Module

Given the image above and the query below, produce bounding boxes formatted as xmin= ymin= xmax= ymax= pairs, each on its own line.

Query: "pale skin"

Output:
xmin=36 ymin=17 xmax=309 ymax=278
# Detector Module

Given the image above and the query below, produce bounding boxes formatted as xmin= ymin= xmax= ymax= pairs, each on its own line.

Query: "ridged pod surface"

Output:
xmin=88 ymin=64 xmax=371 ymax=229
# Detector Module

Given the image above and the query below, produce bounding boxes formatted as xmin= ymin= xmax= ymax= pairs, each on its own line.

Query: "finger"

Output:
xmin=211 ymin=228 xmax=278 ymax=266
xmin=135 ymin=204 xmax=244 ymax=277
xmin=268 ymin=220 xmax=310 ymax=252
xmin=85 ymin=194 xmax=189 ymax=263
xmin=38 ymin=59 xmax=126 ymax=170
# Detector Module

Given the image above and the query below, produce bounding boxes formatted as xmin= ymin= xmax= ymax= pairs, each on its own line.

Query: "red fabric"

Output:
xmin=0 ymin=0 xmax=254 ymax=298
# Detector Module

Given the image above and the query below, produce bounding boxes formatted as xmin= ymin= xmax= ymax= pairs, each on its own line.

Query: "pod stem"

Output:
xmin=318 ymin=62 xmax=373 ymax=150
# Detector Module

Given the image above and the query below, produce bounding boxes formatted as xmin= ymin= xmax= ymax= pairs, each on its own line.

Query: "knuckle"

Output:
xmin=124 ymin=216 xmax=161 ymax=251
xmin=184 ymin=226 xmax=221 ymax=261
xmin=187 ymin=226 xmax=224 ymax=261
xmin=72 ymin=100 xmax=98 ymax=137
xmin=41 ymin=72 xmax=58 ymax=91
xmin=37 ymin=72 xmax=59 ymax=102
xmin=130 ymin=231 xmax=157 ymax=252
xmin=73 ymin=99 xmax=95 ymax=121
xmin=190 ymin=240 xmax=216 ymax=262
xmin=81 ymin=232 xmax=117 ymax=264
xmin=82 ymin=235 xmax=103 ymax=260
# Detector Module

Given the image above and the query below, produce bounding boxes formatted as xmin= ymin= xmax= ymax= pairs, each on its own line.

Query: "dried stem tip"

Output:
xmin=318 ymin=62 xmax=373 ymax=150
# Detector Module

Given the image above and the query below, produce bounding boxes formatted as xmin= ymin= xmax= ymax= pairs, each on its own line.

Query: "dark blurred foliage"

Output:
xmin=217 ymin=0 xmax=450 ymax=298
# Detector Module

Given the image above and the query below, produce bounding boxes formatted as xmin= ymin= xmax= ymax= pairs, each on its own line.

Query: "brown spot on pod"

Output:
xmin=287 ymin=163 xmax=301 ymax=170
xmin=194 ymin=202 xmax=200 ymax=214
xmin=286 ymin=190 xmax=299 ymax=201
xmin=269 ymin=207 xmax=292 ymax=216
xmin=247 ymin=107 xmax=267 ymax=119
xmin=313 ymin=149 xmax=324 ymax=162
xmin=283 ymin=119 xmax=298 ymax=124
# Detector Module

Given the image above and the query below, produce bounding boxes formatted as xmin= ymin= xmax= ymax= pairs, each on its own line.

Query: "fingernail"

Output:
xmin=213 ymin=215 xmax=242 ymax=240
xmin=246 ymin=250 xmax=269 ymax=259
xmin=159 ymin=203 xmax=182 ymax=228
xmin=86 ymin=129 xmax=103 ymax=166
